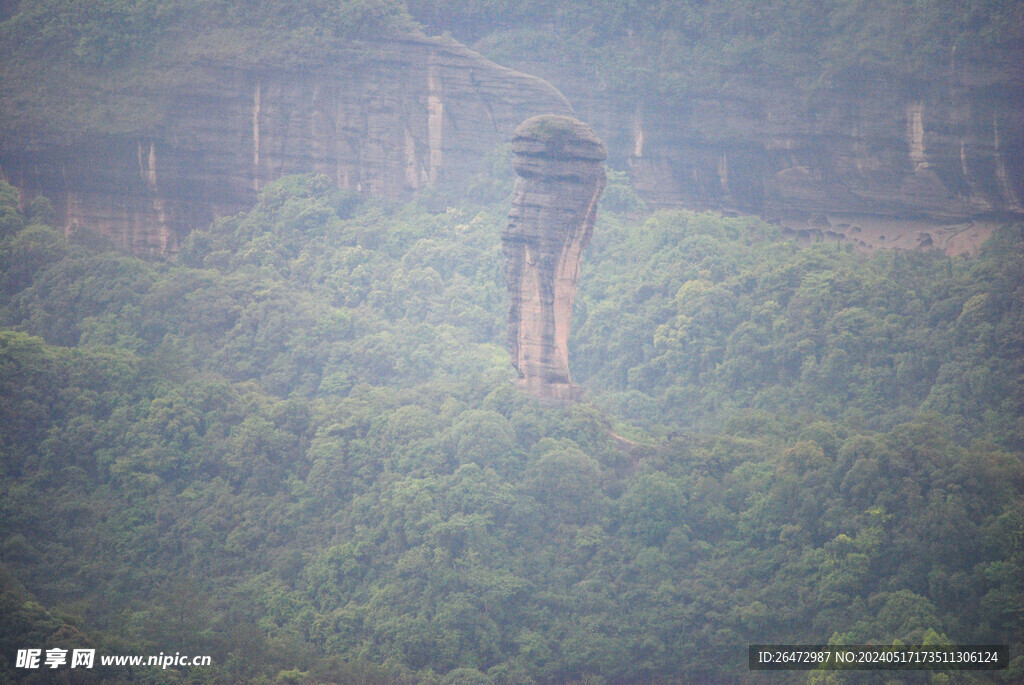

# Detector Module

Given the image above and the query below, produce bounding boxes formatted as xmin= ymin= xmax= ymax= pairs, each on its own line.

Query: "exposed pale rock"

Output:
xmin=497 ymin=48 xmax=1024 ymax=253
xmin=503 ymin=115 xmax=606 ymax=402
xmin=0 ymin=35 xmax=572 ymax=256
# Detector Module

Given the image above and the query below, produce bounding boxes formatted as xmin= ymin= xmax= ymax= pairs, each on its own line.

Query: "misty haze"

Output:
xmin=0 ymin=2 xmax=1022 ymax=683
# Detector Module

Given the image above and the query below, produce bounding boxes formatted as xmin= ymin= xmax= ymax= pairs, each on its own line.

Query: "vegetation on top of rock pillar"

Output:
xmin=512 ymin=115 xmax=607 ymax=163
xmin=515 ymin=114 xmax=584 ymax=142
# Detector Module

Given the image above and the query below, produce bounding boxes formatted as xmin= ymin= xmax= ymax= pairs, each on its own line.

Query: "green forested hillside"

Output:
xmin=0 ymin=0 xmax=415 ymax=134
xmin=574 ymin=209 xmax=1024 ymax=444
xmin=1 ymin=173 xmax=1022 ymax=683
xmin=412 ymin=0 xmax=1024 ymax=96
xmin=4 ymin=1 xmax=1020 ymax=135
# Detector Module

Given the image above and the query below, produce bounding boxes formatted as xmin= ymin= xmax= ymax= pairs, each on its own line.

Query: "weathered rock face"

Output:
xmin=0 ymin=35 xmax=572 ymax=256
xmin=503 ymin=115 xmax=606 ymax=402
xmin=495 ymin=49 xmax=1024 ymax=254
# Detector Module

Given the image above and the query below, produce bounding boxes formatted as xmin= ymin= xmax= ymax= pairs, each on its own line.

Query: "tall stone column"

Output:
xmin=502 ymin=114 xmax=607 ymax=402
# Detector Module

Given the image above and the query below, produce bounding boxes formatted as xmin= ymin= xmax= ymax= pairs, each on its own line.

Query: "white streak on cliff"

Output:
xmin=907 ymin=102 xmax=927 ymax=169
xmin=137 ymin=141 xmax=157 ymax=191
xmin=717 ymin=152 xmax=730 ymax=194
xmin=427 ymin=59 xmax=444 ymax=186
xmin=253 ymin=80 xmax=261 ymax=191
xmin=403 ymin=125 xmax=422 ymax=189
xmin=993 ymin=115 xmax=1023 ymax=211
xmin=632 ymin=109 xmax=644 ymax=157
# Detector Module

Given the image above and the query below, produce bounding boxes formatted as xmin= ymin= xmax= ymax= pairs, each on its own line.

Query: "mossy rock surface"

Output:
xmin=512 ymin=114 xmax=606 ymax=161
xmin=515 ymin=114 xmax=583 ymax=140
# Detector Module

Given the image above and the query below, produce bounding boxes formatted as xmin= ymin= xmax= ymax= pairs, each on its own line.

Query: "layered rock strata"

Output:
xmin=503 ymin=115 xmax=606 ymax=402
xmin=496 ymin=48 xmax=1024 ymax=254
xmin=0 ymin=35 xmax=572 ymax=256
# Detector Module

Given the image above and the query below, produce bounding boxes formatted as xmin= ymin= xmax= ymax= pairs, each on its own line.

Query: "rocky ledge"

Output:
xmin=501 ymin=48 xmax=1024 ymax=255
xmin=0 ymin=35 xmax=572 ymax=256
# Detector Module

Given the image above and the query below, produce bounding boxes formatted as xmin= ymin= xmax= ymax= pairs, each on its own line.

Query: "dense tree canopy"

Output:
xmin=1 ymin=2 xmax=1022 ymax=682
xmin=0 ymin=0 xmax=415 ymax=133
xmin=1 ymin=171 xmax=1022 ymax=682
xmin=416 ymin=0 xmax=1024 ymax=97
xmin=3 ymin=0 xmax=1020 ymax=135
xmin=1 ymin=0 xmax=413 ymax=64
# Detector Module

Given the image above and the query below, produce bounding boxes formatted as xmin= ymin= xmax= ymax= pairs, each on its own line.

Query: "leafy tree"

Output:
xmin=1 ymin=176 xmax=1022 ymax=682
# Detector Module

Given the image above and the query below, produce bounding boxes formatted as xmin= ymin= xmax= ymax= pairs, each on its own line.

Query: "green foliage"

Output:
xmin=458 ymin=0 xmax=1024 ymax=101
xmin=600 ymin=170 xmax=647 ymax=216
xmin=0 ymin=0 xmax=415 ymax=135
xmin=1 ymin=178 xmax=1022 ymax=682
xmin=5 ymin=0 xmax=1018 ymax=146
xmin=1 ymin=0 xmax=412 ymax=64
xmin=516 ymin=114 xmax=581 ymax=142
xmin=0 ymin=179 xmax=25 ymax=239
xmin=0 ymin=564 xmax=111 ymax=683
xmin=574 ymin=211 xmax=1024 ymax=447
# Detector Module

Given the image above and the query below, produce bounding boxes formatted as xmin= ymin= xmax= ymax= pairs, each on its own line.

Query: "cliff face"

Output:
xmin=503 ymin=115 xmax=606 ymax=402
xmin=5 ymin=29 xmax=1020 ymax=258
xmin=0 ymin=35 xmax=572 ymax=256
xmin=499 ymin=50 xmax=1024 ymax=254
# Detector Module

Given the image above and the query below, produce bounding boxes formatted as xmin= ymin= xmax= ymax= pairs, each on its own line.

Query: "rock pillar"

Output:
xmin=502 ymin=114 xmax=607 ymax=402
